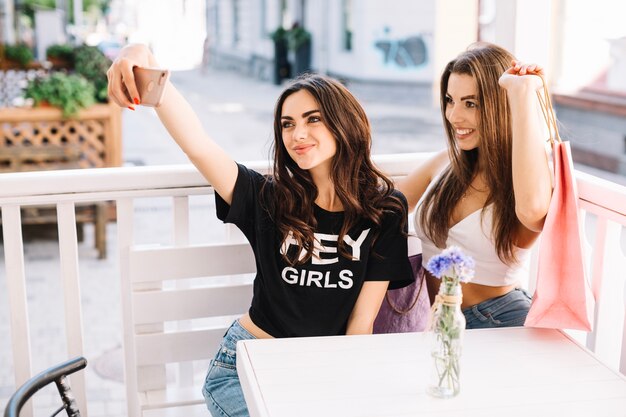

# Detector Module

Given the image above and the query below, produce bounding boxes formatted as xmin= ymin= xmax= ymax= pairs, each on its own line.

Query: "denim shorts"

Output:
xmin=202 ymin=320 xmax=257 ymax=417
xmin=462 ymin=288 xmax=532 ymax=329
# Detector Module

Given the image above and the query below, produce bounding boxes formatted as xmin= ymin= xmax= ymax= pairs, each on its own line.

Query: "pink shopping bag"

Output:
xmin=524 ymin=79 xmax=595 ymax=331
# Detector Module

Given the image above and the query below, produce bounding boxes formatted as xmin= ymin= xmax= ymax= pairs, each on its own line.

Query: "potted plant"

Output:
xmin=46 ymin=44 xmax=75 ymax=69
xmin=1 ymin=44 xmax=35 ymax=69
xmin=287 ymin=26 xmax=311 ymax=53
xmin=270 ymin=27 xmax=290 ymax=85
xmin=287 ymin=25 xmax=312 ymax=77
xmin=2 ymin=40 xmax=122 ymax=203
xmin=24 ymin=72 xmax=95 ymax=117
xmin=73 ymin=45 xmax=112 ymax=103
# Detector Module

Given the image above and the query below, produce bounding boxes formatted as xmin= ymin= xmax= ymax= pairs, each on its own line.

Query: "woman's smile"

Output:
xmin=454 ymin=127 xmax=476 ymax=140
xmin=293 ymin=144 xmax=315 ymax=155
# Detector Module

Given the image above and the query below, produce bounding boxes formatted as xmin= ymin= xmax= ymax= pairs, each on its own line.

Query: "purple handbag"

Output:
xmin=373 ymin=253 xmax=430 ymax=333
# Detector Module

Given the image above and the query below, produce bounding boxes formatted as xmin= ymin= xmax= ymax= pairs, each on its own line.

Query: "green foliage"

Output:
xmin=20 ymin=0 xmax=111 ymax=22
xmin=4 ymin=44 xmax=34 ymax=67
xmin=271 ymin=26 xmax=311 ymax=50
xmin=19 ymin=0 xmax=56 ymax=20
xmin=46 ymin=44 xmax=75 ymax=62
xmin=270 ymin=27 xmax=288 ymax=42
xmin=287 ymin=27 xmax=311 ymax=51
xmin=73 ymin=45 xmax=111 ymax=103
xmin=25 ymin=73 xmax=95 ymax=117
xmin=17 ymin=44 xmax=110 ymax=111
xmin=85 ymin=0 xmax=111 ymax=14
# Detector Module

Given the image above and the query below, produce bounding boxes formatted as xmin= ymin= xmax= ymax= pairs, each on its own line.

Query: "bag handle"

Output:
xmin=385 ymin=272 xmax=425 ymax=314
xmin=535 ymin=75 xmax=561 ymax=145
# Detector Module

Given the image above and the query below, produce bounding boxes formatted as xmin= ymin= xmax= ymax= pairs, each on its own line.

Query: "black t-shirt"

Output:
xmin=215 ymin=164 xmax=414 ymax=337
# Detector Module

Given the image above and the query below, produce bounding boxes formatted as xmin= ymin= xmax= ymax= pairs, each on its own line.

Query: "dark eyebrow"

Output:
xmin=302 ymin=109 xmax=320 ymax=117
xmin=281 ymin=109 xmax=321 ymax=120
xmin=445 ymin=93 xmax=477 ymax=101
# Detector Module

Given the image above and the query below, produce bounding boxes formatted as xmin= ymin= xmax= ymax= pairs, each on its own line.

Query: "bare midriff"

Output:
xmin=239 ymin=313 xmax=275 ymax=339
xmin=426 ymin=274 xmax=518 ymax=310
xmin=459 ymin=282 xmax=518 ymax=309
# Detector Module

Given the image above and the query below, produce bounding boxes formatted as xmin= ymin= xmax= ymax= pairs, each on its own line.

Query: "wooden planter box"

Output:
xmin=0 ymin=103 xmax=122 ymax=258
xmin=0 ymin=103 xmax=122 ymax=168
xmin=0 ymin=60 xmax=43 ymax=71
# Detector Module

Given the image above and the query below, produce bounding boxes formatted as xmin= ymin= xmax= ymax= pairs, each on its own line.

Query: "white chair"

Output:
xmin=122 ymin=241 xmax=255 ymax=417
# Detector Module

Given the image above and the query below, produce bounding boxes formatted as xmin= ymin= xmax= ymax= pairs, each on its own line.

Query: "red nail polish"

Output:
xmin=133 ymin=97 xmax=140 ymax=105
xmin=128 ymin=106 xmax=135 ymax=111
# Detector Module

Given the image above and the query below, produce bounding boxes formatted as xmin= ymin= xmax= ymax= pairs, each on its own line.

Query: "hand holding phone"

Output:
xmin=129 ymin=67 xmax=170 ymax=107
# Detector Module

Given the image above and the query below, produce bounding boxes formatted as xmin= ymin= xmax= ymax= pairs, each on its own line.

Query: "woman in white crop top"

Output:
xmin=397 ymin=42 xmax=553 ymax=329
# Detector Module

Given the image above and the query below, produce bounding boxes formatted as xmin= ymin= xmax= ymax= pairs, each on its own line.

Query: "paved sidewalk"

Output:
xmin=123 ymin=68 xmax=445 ymax=167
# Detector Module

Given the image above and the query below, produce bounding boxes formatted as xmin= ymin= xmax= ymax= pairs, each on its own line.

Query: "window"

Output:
xmin=299 ymin=0 xmax=306 ymax=26
xmin=260 ymin=0 xmax=267 ymax=37
xmin=280 ymin=0 xmax=289 ymax=28
xmin=233 ymin=0 xmax=240 ymax=45
xmin=342 ymin=0 xmax=352 ymax=51
xmin=207 ymin=0 xmax=219 ymax=43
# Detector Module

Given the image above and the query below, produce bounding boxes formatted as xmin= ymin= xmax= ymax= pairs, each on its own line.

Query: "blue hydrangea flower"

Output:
xmin=425 ymin=246 xmax=475 ymax=282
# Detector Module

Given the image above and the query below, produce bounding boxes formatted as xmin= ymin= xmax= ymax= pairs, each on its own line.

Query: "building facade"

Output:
xmin=206 ymin=0 xmax=437 ymax=84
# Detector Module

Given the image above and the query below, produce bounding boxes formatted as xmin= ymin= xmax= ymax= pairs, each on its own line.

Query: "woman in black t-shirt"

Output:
xmin=107 ymin=44 xmax=414 ymax=417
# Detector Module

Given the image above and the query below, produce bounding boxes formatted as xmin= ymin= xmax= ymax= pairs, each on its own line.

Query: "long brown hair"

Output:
xmin=267 ymin=74 xmax=406 ymax=265
xmin=419 ymin=42 xmax=519 ymax=264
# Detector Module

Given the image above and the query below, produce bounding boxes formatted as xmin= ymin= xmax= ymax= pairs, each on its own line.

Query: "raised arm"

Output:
xmin=395 ymin=149 xmax=449 ymax=211
xmin=498 ymin=61 xmax=552 ymax=234
xmin=107 ymin=44 xmax=238 ymax=204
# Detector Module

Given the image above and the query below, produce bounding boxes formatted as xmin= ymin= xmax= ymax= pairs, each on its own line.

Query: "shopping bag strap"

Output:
xmin=536 ymin=75 xmax=561 ymax=145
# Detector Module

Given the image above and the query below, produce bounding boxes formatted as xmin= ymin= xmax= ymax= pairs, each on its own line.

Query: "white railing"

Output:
xmin=1 ymin=153 xmax=625 ymax=417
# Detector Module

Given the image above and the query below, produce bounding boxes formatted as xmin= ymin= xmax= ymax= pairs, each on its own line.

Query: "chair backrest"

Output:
xmin=122 ymin=241 xmax=256 ymax=417
xmin=3 ymin=357 xmax=87 ymax=417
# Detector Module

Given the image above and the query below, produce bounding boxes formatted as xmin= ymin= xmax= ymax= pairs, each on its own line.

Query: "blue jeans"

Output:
xmin=462 ymin=288 xmax=532 ymax=329
xmin=203 ymin=320 xmax=256 ymax=417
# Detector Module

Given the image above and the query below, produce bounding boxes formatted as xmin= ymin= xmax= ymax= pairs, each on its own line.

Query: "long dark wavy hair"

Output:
xmin=419 ymin=42 xmax=519 ymax=264
xmin=266 ymin=74 xmax=406 ymax=265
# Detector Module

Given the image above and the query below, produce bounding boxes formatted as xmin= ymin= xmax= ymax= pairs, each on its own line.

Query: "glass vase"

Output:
xmin=427 ymin=276 xmax=466 ymax=398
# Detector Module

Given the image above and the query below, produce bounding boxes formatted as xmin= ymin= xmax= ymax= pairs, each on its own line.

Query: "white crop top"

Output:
xmin=414 ymin=203 xmax=530 ymax=287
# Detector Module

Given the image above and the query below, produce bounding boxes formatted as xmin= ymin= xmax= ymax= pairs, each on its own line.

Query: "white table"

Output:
xmin=236 ymin=327 xmax=626 ymax=417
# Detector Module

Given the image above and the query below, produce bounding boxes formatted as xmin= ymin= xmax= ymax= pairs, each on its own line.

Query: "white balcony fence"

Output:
xmin=1 ymin=153 xmax=625 ymax=417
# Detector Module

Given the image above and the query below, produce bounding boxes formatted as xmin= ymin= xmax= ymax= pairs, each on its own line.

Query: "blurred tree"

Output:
xmin=19 ymin=0 xmax=56 ymax=21
xmin=19 ymin=0 xmax=109 ymax=23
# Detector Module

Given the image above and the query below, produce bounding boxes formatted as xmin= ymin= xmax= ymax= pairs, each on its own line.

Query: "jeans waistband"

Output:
xmin=223 ymin=319 xmax=257 ymax=345
xmin=462 ymin=288 xmax=530 ymax=315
